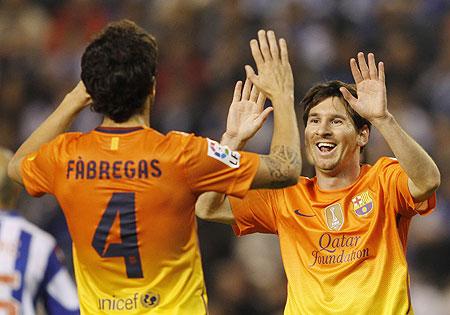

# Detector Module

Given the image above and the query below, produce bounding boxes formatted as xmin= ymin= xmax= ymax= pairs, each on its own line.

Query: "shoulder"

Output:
xmin=166 ymin=131 xmax=209 ymax=151
xmin=166 ymin=131 xmax=197 ymax=143
xmin=53 ymin=132 xmax=84 ymax=144
xmin=369 ymin=156 xmax=401 ymax=173
xmin=40 ymin=132 xmax=84 ymax=154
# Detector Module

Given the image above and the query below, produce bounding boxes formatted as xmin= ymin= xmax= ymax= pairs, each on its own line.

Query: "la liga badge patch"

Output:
xmin=207 ymin=138 xmax=240 ymax=168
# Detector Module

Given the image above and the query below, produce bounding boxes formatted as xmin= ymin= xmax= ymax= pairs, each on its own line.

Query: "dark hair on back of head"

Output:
xmin=300 ymin=80 xmax=371 ymax=132
xmin=81 ymin=19 xmax=158 ymax=123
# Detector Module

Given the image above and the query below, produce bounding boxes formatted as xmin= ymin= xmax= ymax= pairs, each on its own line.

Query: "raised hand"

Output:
xmin=64 ymin=81 xmax=92 ymax=111
xmin=245 ymin=30 xmax=294 ymax=102
xmin=223 ymin=79 xmax=273 ymax=150
xmin=340 ymin=52 xmax=388 ymax=123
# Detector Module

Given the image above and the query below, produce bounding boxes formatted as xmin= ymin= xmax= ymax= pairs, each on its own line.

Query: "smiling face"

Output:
xmin=304 ymin=96 xmax=369 ymax=176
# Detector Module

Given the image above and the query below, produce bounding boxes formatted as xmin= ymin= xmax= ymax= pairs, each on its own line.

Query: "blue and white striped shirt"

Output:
xmin=0 ymin=210 xmax=79 ymax=315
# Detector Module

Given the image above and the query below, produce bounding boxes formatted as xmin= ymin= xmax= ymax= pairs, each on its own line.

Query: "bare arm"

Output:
xmin=196 ymin=30 xmax=301 ymax=223
xmin=196 ymin=79 xmax=268 ymax=223
xmin=237 ymin=30 xmax=301 ymax=189
xmin=8 ymin=82 xmax=91 ymax=184
xmin=340 ymin=53 xmax=440 ymax=202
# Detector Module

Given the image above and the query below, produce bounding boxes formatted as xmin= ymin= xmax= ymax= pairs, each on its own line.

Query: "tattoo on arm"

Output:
xmin=261 ymin=145 xmax=301 ymax=188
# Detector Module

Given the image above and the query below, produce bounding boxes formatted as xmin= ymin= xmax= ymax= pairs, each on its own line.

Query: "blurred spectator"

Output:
xmin=0 ymin=148 xmax=79 ymax=314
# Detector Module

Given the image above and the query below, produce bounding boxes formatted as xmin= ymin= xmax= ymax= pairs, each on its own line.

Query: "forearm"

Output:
xmin=220 ymin=133 xmax=246 ymax=151
xmin=256 ymin=94 xmax=301 ymax=188
xmin=8 ymin=96 xmax=86 ymax=184
xmin=373 ymin=114 xmax=440 ymax=199
xmin=195 ymin=192 xmax=234 ymax=224
xmin=18 ymin=102 xmax=80 ymax=157
xmin=194 ymin=134 xmax=244 ymax=224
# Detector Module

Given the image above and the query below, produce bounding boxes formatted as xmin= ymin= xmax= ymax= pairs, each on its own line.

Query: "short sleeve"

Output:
xmin=230 ymin=189 xmax=281 ymax=235
xmin=377 ymin=157 xmax=436 ymax=217
xmin=178 ymin=134 xmax=259 ymax=198
xmin=21 ymin=134 xmax=68 ymax=197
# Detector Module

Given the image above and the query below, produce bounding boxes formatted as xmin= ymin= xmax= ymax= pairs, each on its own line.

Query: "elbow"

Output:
xmin=195 ymin=201 xmax=218 ymax=221
xmin=429 ymin=170 xmax=441 ymax=193
xmin=427 ymin=165 xmax=441 ymax=193
xmin=195 ymin=205 xmax=209 ymax=220
xmin=7 ymin=158 xmax=21 ymax=184
xmin=415 ymin=168 xmax=441 ymax=198
xmin=285 ymin=167 xmax=300 ymax=185
xmin=7 ymin=159 xmax=16 ymax=180
xmin=284 ymin=173 xmax=299 ymax=187
xmin=282 ymin=161 xmax=301 ymax=186
xmin=196 ymin=209 xmax=213 ymax=221
xmin=272 ymin=170 xmax=299 ymax=188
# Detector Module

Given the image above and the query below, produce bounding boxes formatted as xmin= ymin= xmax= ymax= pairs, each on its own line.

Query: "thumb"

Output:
xmin=255 ymin=106 xmax=273 ymax=128
xmin=340 ymin=87 xmax=358 ymax=107
xmin=245 ymin=65 xmax=260 ymax=87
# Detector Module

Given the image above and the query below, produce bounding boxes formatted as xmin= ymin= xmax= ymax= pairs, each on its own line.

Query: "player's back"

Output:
xmin=0 ymin=210 xmax=79 ymax=315
xmin=32 ymin=125 xmax=256 ymax=314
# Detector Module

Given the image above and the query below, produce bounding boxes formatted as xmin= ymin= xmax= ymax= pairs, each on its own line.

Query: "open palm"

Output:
xmin=225 ymin=79 xmax=273 ymax=147
xmin=340 ymin=53 xmax=388 ymax=122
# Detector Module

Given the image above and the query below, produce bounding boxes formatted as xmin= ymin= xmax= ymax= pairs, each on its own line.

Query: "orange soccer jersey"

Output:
xmin=21 ymin=126 xmax=259 ymax=314
xmin=231 ymin=157 xmax=436 ymax=315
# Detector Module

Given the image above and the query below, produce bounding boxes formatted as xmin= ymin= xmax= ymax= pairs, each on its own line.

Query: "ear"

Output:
xmin=150 ymin=77 xmax=156 ymax=96
xmin=357 ymin=125 xmax=369 ymax=148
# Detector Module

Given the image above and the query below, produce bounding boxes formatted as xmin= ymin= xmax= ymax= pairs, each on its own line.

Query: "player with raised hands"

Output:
xmin=197 ymin=52 xmax=440 ymax=314
xmin=8 ymin=20 xmax=300 ymax=314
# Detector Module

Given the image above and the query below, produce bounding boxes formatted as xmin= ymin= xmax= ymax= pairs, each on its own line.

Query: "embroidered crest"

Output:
xmin=352 ymin=191 xmax=373 ymax=216
xmin=324 ymin=204 xmax=344 ymax=231
xmin=207 ymin=138 xmax=240 ymax=168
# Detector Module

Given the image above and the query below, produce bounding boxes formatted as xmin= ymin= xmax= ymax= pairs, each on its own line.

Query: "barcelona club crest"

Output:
xmin=352 ymin=191 xmax=374 ymax=217
xmin=324 ymin=204 xmax=344 ymax=231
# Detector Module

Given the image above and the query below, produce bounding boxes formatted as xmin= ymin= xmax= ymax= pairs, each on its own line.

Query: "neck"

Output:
xmin=101 ymin=98 xmax=151 ymax=128
xmin=101 ymin=114 xmax=148 ymax=128
xmin=315 ymin=162 xmax=361 ymax=190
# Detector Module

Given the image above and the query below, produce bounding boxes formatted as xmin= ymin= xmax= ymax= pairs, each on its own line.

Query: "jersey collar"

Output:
xmin=94 ymin=126 xmax=144 ymax=134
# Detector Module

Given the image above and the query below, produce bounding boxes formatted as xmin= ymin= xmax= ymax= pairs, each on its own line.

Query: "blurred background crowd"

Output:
xmin=1 ymin=0 xmax=449 ymax=314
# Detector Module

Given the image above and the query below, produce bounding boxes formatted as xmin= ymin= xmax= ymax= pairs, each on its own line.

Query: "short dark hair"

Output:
xmin=81 ymin=20 xmax=158 ymax=123
xmin=300 ymin=80 xmax=371 ymax=132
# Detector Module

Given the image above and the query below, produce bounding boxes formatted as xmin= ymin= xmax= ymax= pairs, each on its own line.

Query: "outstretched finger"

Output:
xmin=232 ymin=81 xmax=243 ymax=102
xmin=258 ymin=30 xmax=272 ymax=61
xmin=255 ymin=107 xmax=273 ymax=128
xmin=245 ymin=65 xmax=260 ymax=90
xmin=350 ymin=58 xmax=363 ymax=84
xmin=256 ymin=92 xmax=266 ymax=112
xmin=279 ymin=38 xmax=289 ymax=65
xmin=340 ymin=87 xmax=358 ymax=108
xmin=250 ymin=84 xmax=259 ymax=103
xmin=250 ymin=39 xmax=264 ymax=69
xmin=357 ymin=52 xmax=370 ymax=80
xmin=378 ymin=61 xmax=385 ymax=83
xmin=242 ymin=78 xmax=252 ymax=101
xmin=368 ymin=53 xmax=377 ymax=80
xmin=267 ymin=30 xmax=279 ymax=60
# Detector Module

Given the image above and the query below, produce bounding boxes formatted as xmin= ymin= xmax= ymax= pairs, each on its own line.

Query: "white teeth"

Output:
xmin=317 ymin=143 xmax=336 ymax=149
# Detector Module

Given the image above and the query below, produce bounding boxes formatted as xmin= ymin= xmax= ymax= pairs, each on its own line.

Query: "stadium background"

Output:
xmin=0 ymin=0 xmax=449 ymax=314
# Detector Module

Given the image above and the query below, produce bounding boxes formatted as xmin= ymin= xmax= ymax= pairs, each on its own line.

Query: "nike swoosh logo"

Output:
xmin=294 ymin=210 xmax=316 ymax=217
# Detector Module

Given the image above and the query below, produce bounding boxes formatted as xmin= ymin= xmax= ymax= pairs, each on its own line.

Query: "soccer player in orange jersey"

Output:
xmin=196 ymin=52 xmax=440 ymax=314
xmin=7 ymin=21 xmax=301 ymax=314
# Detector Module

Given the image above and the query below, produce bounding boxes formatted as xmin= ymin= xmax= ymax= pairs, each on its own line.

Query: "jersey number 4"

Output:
xmin=92 ymin=192 xmax=143 ymax=278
